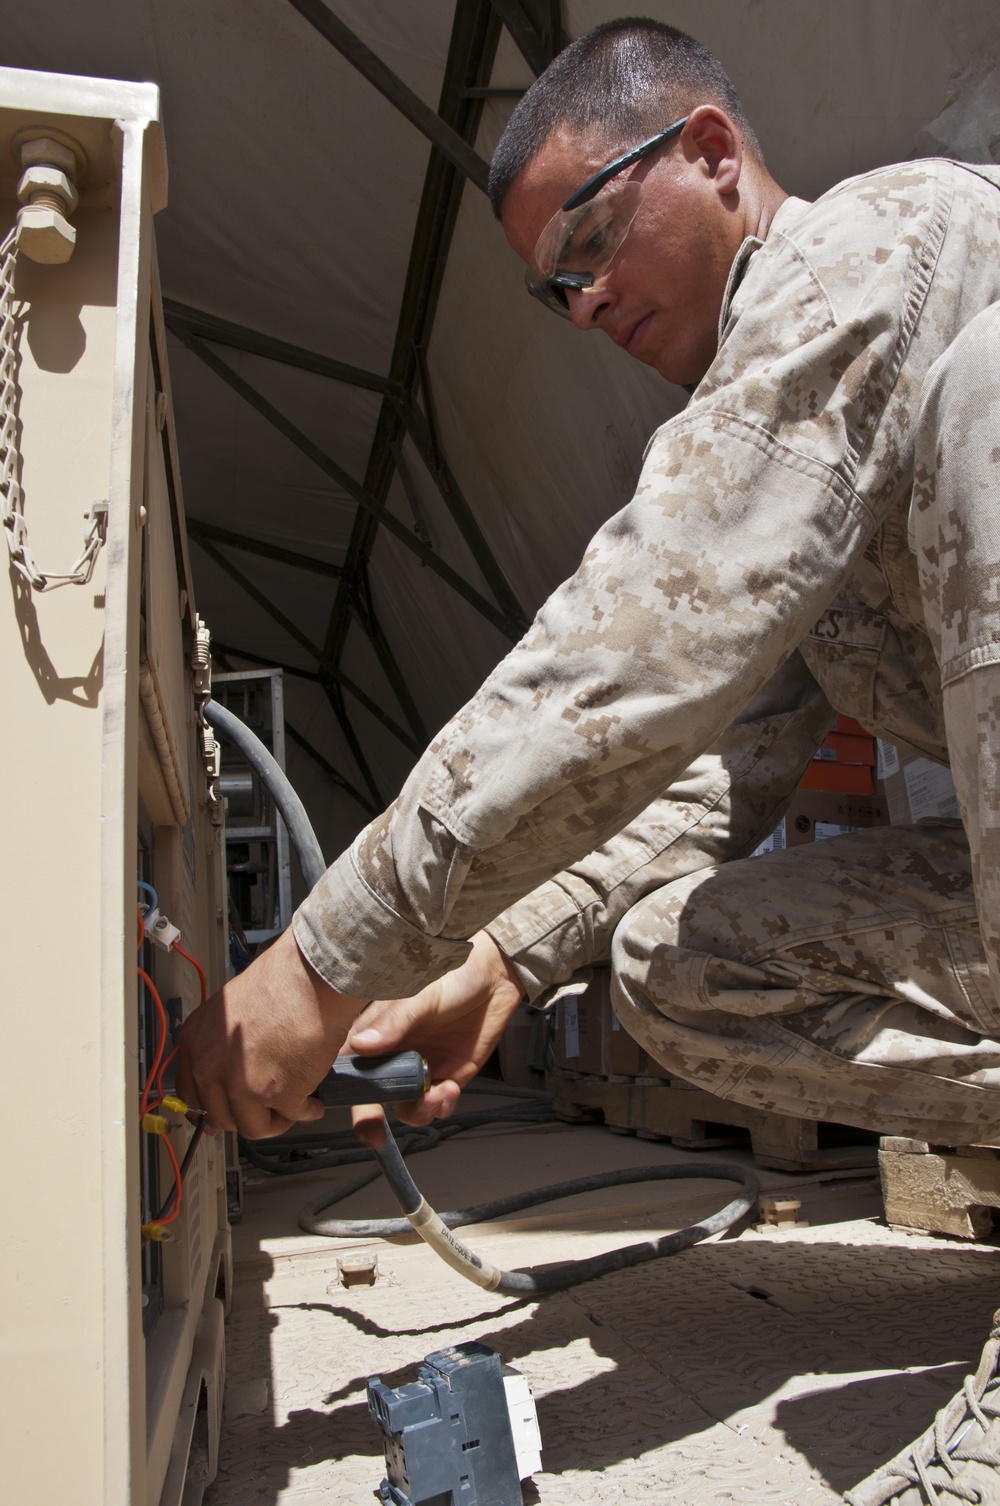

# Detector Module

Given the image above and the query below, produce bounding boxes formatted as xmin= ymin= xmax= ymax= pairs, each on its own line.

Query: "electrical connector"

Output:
xmin=142 ymin=1113 xmax=168 ymax=1135
xmin=141 ymin=1223 xmax=175 ymax=1243
xmin=160 ymin=1093 xmax=189 ymax=1116
xmin=142 ymin=907 xmax=181 ymax=951
xmin=367 ymin=1342 xmax=541 ymax=1506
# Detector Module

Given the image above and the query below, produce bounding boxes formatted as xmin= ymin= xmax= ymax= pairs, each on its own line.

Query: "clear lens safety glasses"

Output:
xmin=525 ymin=178 xmax=644 ymax=318
xmin=523 ymin=116 xmax=688 ymax=319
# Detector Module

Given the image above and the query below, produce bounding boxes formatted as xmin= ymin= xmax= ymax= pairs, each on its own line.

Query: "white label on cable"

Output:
xmin=877 ymin=739 xmax=901 ymax=781
xmin=563 ymin=998 xmax=580 ymax=1058
xmin=814 ymin=746 xmax=837 ymax=761
xmin=903 ymin=758 xmax=959 ymax=821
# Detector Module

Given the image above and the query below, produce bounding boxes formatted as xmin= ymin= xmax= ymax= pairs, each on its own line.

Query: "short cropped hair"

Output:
xmin=488 ymin=17 xmax=762 ymax=218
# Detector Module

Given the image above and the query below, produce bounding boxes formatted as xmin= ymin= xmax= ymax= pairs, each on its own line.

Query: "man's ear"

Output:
xmin=682 ymin=105 xmax=743 ymax=195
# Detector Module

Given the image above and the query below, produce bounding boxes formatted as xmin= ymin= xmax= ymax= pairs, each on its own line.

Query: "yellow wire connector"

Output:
xmin=160 ymin=1094 xmax=189 ymax=1116
xmin=142 ymin=1113 xmax=168 ymax=1135
xmin=141 ymin=1222 xmax=175 ymax=1243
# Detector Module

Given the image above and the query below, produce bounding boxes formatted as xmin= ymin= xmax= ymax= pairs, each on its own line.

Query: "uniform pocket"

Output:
xmin=799 ymin=596 xmax=886 ymax=725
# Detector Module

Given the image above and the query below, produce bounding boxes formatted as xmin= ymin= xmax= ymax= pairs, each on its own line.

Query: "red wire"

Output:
xmin=173 ymin=942 xmax=207 ymax=1004
xmin=138 ymin=966 xmax=168 ymax=1118
xmin=154 ymin=1045 xmax=178 ymax=1103
xmin=156 ymin=1131 xmax=184 ymax=1224
xmin=137 ymin=925 xmax=210 ymax=1234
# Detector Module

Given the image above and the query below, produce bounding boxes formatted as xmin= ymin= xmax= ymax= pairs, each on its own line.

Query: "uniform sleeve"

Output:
xmin=294 ymin=170 xmax=948 ymax=1000
xmin=484 ymin=655 xmax=833 ymax=1001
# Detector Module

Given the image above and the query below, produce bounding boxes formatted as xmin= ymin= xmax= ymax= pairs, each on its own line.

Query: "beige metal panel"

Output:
xmin=0 ymin=66 xmax=227 ymax=1506
xmin=0 ymin=183 xmax=121 ymax=1500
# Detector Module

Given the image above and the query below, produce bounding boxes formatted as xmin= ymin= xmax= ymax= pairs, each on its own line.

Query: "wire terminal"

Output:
xmin=143 ymin=907 xmax=181 ymax=951
xmin=141 ymin=1223 xmax=175 ymax=1243
xmin=160 ymin=1093 xmax=189 ymax=1116
xmin=142 ymin=1113 xmax=168 ymax=1135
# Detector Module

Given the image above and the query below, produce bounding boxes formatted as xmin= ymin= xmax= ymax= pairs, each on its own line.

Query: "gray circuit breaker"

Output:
xmin=367 ymin=1341 xmax=542 ymax=1505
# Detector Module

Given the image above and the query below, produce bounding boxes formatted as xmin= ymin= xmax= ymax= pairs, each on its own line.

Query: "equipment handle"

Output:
xmin=316 ymin=1051 xmax=429 ymax=1107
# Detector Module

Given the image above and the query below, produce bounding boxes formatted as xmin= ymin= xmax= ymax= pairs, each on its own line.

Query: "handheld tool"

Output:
xmin=317 ymin=1051 xmax=429 ymax=1107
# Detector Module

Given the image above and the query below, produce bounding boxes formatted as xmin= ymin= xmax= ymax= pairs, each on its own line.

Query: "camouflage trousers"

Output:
xmin=611 ymin=822 xmax=1000 ymax=1143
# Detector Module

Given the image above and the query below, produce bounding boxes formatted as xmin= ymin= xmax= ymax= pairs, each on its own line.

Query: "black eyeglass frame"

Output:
xmin=560 ymin=115 xmax=689 ymax=212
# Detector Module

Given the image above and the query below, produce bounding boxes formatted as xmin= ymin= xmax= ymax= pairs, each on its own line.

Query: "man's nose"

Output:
xmin=567 ymin=281 xmax=616 ymax=329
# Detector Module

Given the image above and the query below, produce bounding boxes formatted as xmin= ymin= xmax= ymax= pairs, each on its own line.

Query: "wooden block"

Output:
xmin=756 ymin=1195 xmax=809 ymax=1232
xmin=879 ymin=1146 xmax=1000 ymax=1239
xmin=336 ymin=1252 xmax=378 ymax=1287
xmin=547 ymin=1070 xmax=876 ymax=1174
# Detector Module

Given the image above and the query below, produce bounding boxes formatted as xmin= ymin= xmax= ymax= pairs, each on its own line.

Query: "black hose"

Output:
xmin=298 ymin=1119 xmax=758 ymax=1292
xmin=216 ymin=700 xmax=761 ymax=1293
xmin=241 ymin=1100 xmax=555 ymax=1174
xmin=203 ymin=698 xmax=326 ymax=888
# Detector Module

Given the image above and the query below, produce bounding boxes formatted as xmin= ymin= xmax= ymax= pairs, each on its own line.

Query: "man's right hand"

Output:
xmin=348 ymin=929 xmax=526 ymax=1146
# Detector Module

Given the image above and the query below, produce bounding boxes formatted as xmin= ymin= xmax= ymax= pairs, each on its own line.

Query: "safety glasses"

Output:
xmin=525 ymin=116 xmax=688 ymax=318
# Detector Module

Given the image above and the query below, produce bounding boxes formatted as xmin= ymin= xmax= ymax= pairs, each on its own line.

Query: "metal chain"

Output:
xmin=0 ymin=225 xmax=108 ymax=591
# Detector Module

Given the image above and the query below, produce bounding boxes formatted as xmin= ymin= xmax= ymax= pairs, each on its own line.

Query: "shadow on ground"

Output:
xmin=207 ymin=1234 xmax=999 ymax=1503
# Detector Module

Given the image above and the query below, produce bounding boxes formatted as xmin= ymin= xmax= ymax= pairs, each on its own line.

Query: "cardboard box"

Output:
xmin=802 ymin=717 xmax=878 ymax=793
xmin=800 ymin=761 xmax=875 ymax=793
xmin=753 ymin=787 xmax=889 ymax=855
xmin=497 ymin=1003 xmax=548 ymax=1088
xmin=876 ymin=739 xmax=959 ymax=825
xmin=548 ymin=968 xmax=649 ymax=1077
xmin=815 ymin=730 xmax=876 ymax=765
xmin=588 ymin=968 xmax=648 ymax=1076
xmin=550 ymin=987 xmax=605 ymax=1075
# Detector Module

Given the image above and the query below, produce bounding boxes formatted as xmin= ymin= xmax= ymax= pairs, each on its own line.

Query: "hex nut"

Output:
xmin=16 ymin=205 xmax=77 ymax=264
xmin=18 ymin=135 xmax=78 ymax=177
xmin=17 ymin=165 xmax=79 ymax=212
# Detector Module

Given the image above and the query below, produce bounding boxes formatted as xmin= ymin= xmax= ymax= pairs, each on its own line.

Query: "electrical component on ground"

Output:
xmin=367 ymin=1342 xmax=541 ymax=1506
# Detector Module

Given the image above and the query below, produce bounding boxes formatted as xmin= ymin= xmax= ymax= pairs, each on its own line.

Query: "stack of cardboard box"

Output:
xmin=876 ymin=738 xmax=959 ymax=825
xmin=549 ymin=969 xmax=650 ymax=1078
xmin=754 ymin=714 xmax=889 ymax=854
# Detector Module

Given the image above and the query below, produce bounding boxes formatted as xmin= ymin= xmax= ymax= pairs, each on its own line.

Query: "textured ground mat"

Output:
xmin=206 ymin=1128 xmax=1000 ymax=1505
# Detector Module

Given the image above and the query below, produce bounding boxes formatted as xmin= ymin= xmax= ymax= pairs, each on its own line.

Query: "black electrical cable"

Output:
xmin=370 ymin=1129 xmax=758 ymax=1294
xmin=216 ymin=701 xmax=762 ymax=1293
xmin=241 ymin=1099 xmax=556 ymax=1174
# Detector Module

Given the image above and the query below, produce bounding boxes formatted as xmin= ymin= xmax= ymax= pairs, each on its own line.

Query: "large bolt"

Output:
xmin=14 ymin=133 xmax=83 ymax=264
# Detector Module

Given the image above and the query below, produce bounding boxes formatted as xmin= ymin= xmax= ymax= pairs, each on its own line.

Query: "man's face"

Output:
xmin=501 ymin=121 xmax=742 ymax=387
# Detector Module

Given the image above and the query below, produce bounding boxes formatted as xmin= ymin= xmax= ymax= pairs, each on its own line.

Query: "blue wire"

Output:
xmin=136 ymin=880 xmax=158 ymax=913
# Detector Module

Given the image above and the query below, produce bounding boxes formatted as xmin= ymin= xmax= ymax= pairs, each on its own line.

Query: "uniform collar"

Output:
xmin=716 ymin=195 xmax=811 ymax=348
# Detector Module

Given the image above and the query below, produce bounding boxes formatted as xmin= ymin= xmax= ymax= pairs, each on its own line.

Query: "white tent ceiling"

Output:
xmin=3 ymin=1 xmax=997 ymax=891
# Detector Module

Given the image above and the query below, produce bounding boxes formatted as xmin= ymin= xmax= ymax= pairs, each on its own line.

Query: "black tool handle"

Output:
xmin=316 ymin=1051 xmax=429 ymax=1106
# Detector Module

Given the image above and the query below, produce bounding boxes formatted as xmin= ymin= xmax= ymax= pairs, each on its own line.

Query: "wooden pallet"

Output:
xmin=548 ymin=1068 xmax=878 ymax=1174
xmin=879 ymin=1136 xmax=1000 ymax=1239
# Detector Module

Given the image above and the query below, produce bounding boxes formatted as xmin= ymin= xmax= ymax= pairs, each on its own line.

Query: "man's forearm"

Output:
xmin=486 ymin=659 xmax=833 ymax=999
xmin=294 ymin=655 xmax=832 ymax=1002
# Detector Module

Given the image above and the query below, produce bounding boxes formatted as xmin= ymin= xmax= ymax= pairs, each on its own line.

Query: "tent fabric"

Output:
xmin=2 ymin=2 xmax=997 ymax=894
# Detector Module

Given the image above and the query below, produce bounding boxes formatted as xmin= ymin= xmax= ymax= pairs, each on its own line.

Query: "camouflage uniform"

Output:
xmin=295 ymin=158 xmax=1000 ymax=1141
